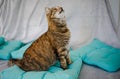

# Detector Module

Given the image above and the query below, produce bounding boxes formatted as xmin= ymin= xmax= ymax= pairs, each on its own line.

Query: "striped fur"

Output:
xmin=8 ymin=6 xmax=72 ymax=71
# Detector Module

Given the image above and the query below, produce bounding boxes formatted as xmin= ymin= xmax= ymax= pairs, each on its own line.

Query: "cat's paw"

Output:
xmin=68 ymin=60 xmax=72 ymax=65
xmin=62 ymin=66 xmax=68 ymax=70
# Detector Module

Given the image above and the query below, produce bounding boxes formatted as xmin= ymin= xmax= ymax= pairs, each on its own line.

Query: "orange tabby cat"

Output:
xmin=8 ymin=6 xmax=72 ymax=71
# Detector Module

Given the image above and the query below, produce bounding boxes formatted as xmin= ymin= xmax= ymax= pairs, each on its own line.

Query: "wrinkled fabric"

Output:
xmin=0 ymin=42 xmax=82 ymax=79
xmin=74 ymin=39 xmax=120 ymax=72
xmin=0 ymin=0 xmax=120 ymax=49
xmin=0 ymin=37 xmax=24 ymax=60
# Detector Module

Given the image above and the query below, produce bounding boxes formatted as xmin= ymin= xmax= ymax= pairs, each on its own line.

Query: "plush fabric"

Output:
xmin=0 ymin=37 xmax=5 ymax=45
xmin=0 ymin=50 xmax=82 ymax=79
xmin=75 ymin=39 xmax=120 ymax=72
xmin=11 ymin=42 xmax=32 ymax=59
xmin=1 ymin=0 xmax=120 ymax=49
xmin=0 ymin=40 xmax=24 ymax=60
xmin=0 ymin=37 xmax=82 ymax=79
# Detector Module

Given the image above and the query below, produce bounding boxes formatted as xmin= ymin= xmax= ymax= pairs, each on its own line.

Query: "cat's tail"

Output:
xmin=8 ymin=59 xmax=22 ymax=67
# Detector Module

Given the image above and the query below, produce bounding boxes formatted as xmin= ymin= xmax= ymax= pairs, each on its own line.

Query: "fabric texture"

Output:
xmin=0 ymin=57 xmax=82 ymax=79
xmin=0 ymin=36 xmax=82 ymax=79
xmin=0 ymin=39 xmax=24 ymax=60
xmin=0 ymin=44 xmax=82 ymax=79
xmin=76 ymin=39 xmax=120 ymax=72
xmin=0 ymin=0 xmax=120 ymax=78
xmin=0 ymin=0 xmax=120 ymax=49
xmin=0 ymin=37 xmax=5 ymax=45
xmin=11 ymin=42 xmax=32 ymax=59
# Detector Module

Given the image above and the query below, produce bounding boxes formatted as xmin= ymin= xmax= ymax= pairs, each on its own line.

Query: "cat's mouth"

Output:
xmin=55 ymin=6 xmax=64 ymax=14
xmin=51 ymin=6 xmax=65 ymax=20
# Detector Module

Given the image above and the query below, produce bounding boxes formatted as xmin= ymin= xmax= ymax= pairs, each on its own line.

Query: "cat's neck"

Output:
xmin=49 ymin=25 xmax=68 ymax=33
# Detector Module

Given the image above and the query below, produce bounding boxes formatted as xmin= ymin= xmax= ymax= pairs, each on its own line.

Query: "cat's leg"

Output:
xmin=65 ymin=50 xmax=72 ymax=65
xmin=57 ymin=47 xmax=68 ymax=69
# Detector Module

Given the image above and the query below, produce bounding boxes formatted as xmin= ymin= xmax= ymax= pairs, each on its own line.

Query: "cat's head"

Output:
xmin=45 ymin=6 xmax=66 ymax=27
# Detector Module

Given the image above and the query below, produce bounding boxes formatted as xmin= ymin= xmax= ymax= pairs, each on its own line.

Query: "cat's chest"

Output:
xmin=52 ymin=33 xmax=70 ymax=45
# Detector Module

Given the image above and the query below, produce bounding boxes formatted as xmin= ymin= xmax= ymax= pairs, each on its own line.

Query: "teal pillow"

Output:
xmin=76 ymin=39 xmax=120 ymax=72
xmin=0 ymin=40 xmax=24 ymax=60
xmin=11 ymin=42 xmax=32 ymax=59
xmin=0 ymin=50 xmax=82 ymax=79
xmin=0 ymin=37 xmax=5 ymax=45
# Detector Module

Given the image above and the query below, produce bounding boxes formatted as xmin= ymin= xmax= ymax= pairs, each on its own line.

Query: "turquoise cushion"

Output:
xmin=11 ymin=42 xmax=32 ymax=59
xmin=0 ymin=37 xmax=5 ymax=45
xmin=0 ymin=37 xmax=82 ymax=79
xmin=76 ymin=39 xmax=120 ymax=72
xmin=0 ymin=40 xmax=24 ymax=60
xmin=0 ymin=50 xmax=82 ymax=79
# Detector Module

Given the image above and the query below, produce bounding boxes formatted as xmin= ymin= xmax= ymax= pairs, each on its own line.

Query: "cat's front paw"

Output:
xmin=61 ymin=65 xmax=68 ymax=70
xmin=68 ymin=60 xmax=72 ymax=65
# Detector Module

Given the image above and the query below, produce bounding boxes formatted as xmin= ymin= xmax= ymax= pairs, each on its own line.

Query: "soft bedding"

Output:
xmin=0 ymin=37 xmax=5 ymax=45
xmin=11 ymin=42 xmax=32 ymax=59
xmin=0 ymin=58 xmax=82 ymax=79
xmin=0 ymin=37 xmax=82 ymax=79
xmin=0 ymin=39 xmax=24 ymax=60
xmin=0 ymin=0 xmax=120 ymax=79
xmin=75 ymin=39 xmax=120 ymax=72
xmin=0 ymin=37 xmax=120 ymax=79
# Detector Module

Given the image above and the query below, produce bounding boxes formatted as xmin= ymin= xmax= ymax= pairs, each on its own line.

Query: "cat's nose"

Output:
xmin=60 ymin=7 xmax=64 ymax=12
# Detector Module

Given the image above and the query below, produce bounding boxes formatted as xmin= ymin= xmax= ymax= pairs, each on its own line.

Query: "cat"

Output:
xmin=8 ymin=6 xmax=72 ymax=71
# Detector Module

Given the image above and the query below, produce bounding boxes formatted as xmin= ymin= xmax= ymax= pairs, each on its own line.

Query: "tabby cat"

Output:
xmin=8 ymin=6 xmax=72 ymax=71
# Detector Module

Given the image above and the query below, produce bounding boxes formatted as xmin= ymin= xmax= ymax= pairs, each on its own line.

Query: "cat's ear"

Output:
xmin=45 ymin=7 xmax=51 ymax=14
